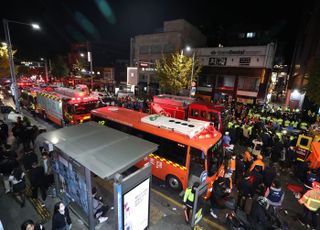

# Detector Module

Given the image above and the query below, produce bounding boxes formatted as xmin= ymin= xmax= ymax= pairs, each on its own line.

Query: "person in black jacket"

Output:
xmin=29 ymin=161 xmax=46 ymax=203
xmin=21 ymin=150 xmax=38 ymax=172
xmin=210 ymin=177 xmax=227 ymax=219
xmin=238 ymin=171 xmax=253 ymax=210
xmin=249 ymin=196 xmax=270 ymax=230
xmin=21 ymin=219 xmax=45 ymax=230
xmin=52 ymin=202 xmax=72 ymax=230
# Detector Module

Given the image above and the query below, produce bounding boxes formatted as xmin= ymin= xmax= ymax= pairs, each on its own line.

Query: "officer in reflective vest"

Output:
xmin=298 ymin=182 xmax=320 ymax=229
xmin=183 ymin=182 xmax=200 ymax=223
xmin=278 ymin=118 xmax=283 ymax=126
xmin=275 ymin=131 xmax=283 ymax=141
xmin=291 ymin=121 xmax=299 ymax=129
xmin=265 ymin=179 xmax=284 ymax=207
xmin=300 ymin=122 xmax=308 ymax=130
xmin=284 ymin=119 xmax=291 ymax=127
xmin=228 ymin=121 xmax=234 ymax=129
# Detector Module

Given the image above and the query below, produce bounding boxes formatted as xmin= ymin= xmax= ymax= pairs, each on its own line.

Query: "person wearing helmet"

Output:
xmin=298 ymin=181 xmax=320 ymax=229
xmin=249 ymin=196 xmax=269 ymax=229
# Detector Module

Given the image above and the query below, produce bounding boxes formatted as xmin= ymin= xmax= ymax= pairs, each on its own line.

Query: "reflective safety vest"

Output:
xmin=247 ymin=126 xmax=253 ymax=136
xmin=299 ymin=188 xmax=320 ymax=211
xmin=228 ymin=122 xmax=234 ymax=129
xmin=30 ymin=103 xmax=35 ymax=110
xmin=291 ymin=121 xmax=298 ymax=128
xmin=266 ymin=116 xmax=271 ymax=122
xmin=300 ymin=122 xmax=308 ymax=130
xmin=289 ymin=136 xmax=295 ymax=141
xmin=276 ymin=132 xmax=282 ymax=141
xmin=284 ymin=120 xmax=290 ymax=127
xmin=183 ymin=187 xmax=195 ymax=207
xmin=278 ymin=119 xmax=283 ymax=126
xmin=234 ymin=124 xmax=240 ymax=129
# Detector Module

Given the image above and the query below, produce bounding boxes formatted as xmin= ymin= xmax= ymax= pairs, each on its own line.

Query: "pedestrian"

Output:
xmin=243 ymin=147 xmax=253 ymax=171
xmin=223 ymin=132 xmax=231 ymax=146
xmin=298 ymin=181 xmax=320 ymax=229
xmin=0 ymin=120 xmax=9 ymax=147
xmin=92 ymin=187 xmax=109 ymax=224
xmin=8 ymin=166 xmax=26 ymax=207
xmin=41 ymin=151 xmax=54 ymax=193
xmin=21 ymin=150 xmax=38 ymax=172
xmin=29 ymin=161 xmax=46 ymax=205
xmin=249 ymin=154 xmax=265 ymax=172
xmin=0 ymin=149 xmax=18 ymax=193
xmin=21 ymin=219 xmax=45 ymax=230
xmin=263 ymin=163 xmax=277 ymax=189
xmin=183 ymin=182 xmax=199 ymax=223
xmin=52 ymin=202 xmax=72 ymax=230
xmin=264 ymin=179 xmax=285 ymax=212
xmin=249 ymin=196 xmax=270 ymax=229
xmin=237 ymin=171 xmax=253 ymax=210
xmin=210 ymin=177 xmax=227 ymax=219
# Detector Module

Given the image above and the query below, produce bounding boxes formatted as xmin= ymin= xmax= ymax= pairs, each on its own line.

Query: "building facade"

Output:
xmin=132 ymin=19 xmax=207 ymax=95
xmin=196 ymin=43 xmax=276 ymax=104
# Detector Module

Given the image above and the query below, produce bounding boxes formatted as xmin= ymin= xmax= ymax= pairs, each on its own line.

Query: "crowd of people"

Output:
xmin=183 ymin=102 xmax=320 ymax=229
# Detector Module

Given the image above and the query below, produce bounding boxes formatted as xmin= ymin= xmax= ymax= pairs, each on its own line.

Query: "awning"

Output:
xmin=37 ymin=122 xmax=158 ymax=179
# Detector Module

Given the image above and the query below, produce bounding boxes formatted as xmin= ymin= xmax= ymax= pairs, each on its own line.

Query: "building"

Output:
xmin=196 ymin=43 xmax=276 ymax=104
xmin=286 ymin=1 xmax=320 ymax=109
xmin=132 ymin=19 xmax=207 ymax=95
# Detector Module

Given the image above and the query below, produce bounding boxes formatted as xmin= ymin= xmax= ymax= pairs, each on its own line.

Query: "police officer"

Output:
xmin=183 ymin=182 xmax=200 ymax=223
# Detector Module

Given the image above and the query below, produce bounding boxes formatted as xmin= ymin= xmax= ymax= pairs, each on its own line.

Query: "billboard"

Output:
xmin=127 ymin=67 xmax=138 ymax=85
xmin=123 ymin=178 xmax=150 ymax=230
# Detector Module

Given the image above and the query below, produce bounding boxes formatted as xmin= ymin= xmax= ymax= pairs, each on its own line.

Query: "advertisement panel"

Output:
xmin=123 ymin=178 xmax=150 ymax=230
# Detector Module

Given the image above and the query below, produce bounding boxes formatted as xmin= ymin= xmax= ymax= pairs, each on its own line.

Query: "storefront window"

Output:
xmin=215 ymin=75 xmax=235 ymax=89
xmin=238 ymin=77 xmax=260 ymax=91
xmin=198 ymin=74 xmax=214 ymax=88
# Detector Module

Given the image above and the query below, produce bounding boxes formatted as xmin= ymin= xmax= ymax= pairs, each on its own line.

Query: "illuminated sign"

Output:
xmin=123 ymin=178 xmax=150 ymax=230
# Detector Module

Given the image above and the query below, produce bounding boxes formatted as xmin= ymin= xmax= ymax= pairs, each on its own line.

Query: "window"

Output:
xmin=198 ymin=74 xmax=214 ymax=87
xmin=163 ymin=44 xmax=175 ymax=53
xmin=200 ymin=111 xmax=206 ymax=119
xmin=191 ymin=109 xmax=199 ymax=117
xmin=216 ymin=75 xmax=235 ymax=89
xmin=237 ymin=77 xmax=260 ymax=91
xmin=207 ymin=138 xmax=223 ymax=176
xmin=158 ymin=139 xmax=187 ymax=166
xmin=189 ymin=147 xmax=205 ymax=178
xmin=238 ymin=33 xmax=245 ymax=39
xmin=246 ymin=32 xmax=256 ymax=38
xmin=151 ymin=45 xmax=161 ymax=54
xmin=139 ymin=46 xmax=149 ymax=54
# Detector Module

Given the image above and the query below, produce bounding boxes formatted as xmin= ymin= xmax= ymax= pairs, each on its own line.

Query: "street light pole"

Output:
xmin=190 ymin=52 xmax=195 ymax=97
xmin=3 ymin=19 xmax=40 ymax=113
xmin=3 ymin=19 xmax=20 ymax=112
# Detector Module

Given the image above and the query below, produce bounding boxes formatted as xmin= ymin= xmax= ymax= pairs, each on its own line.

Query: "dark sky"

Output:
xmin=0 ymin=0 xmax=312 ymax=64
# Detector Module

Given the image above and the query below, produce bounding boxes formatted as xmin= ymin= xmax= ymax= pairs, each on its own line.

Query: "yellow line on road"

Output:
xmin=151 ymin=188 xmax=225 ymax=230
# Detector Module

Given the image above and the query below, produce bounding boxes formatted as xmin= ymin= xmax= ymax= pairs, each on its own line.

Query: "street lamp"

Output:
xmin=3 ymin=19 xmax=40 ymax=113
xmin=185 ymin=46 xmax=196 ymax=97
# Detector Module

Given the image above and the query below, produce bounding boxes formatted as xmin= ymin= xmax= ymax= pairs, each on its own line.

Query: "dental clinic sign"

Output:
xmin=195 ymin=43 xmax=276 ymax=69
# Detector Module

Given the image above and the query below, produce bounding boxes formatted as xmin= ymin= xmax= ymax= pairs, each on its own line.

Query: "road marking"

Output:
xmin=151 ymin=188 xmax=225 ymax=230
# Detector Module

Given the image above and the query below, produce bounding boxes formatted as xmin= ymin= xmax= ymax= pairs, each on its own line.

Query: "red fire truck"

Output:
xmin=150 ymin=94 xmax=224 ymax=132
xmin=36 ymin=87 xmax=98 ymax=126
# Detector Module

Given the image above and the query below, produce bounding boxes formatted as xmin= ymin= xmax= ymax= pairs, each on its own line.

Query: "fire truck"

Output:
xmin=150 ymin=94 xmax=224 ymax=132
xmin=36 ymin=87 xmax=98 ymax=126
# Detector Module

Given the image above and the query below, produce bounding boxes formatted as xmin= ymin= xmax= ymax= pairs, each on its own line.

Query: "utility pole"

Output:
xmin=190 ymin=52 xmax=195 ymax=97
xmin=3 ymin=19 xmax=20 ymax=113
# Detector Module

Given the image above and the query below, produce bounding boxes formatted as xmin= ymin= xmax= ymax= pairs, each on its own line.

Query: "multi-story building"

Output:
xmin=287 ymin=1 xmax=320 ymax=109
xmin=132 ymin=19 xmax=207 ymax=94
xmin=196 ymin=43 xmax=276 ymax=104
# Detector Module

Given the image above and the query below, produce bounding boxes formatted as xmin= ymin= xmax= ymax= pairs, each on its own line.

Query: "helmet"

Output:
xmin=257 ymin=196 xmax=269 ymax=209
xmin=312 ymin=181 xmax=320 ymax=189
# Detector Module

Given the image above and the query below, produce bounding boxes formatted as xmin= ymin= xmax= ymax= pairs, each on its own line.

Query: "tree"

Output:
xmin=306 ymin=58 xmax=320 ymax=106
xmin=155 ymin=51 xmax=202 ymax=95
xmin=51 ymin=55 xmax=69 ymax=78
xmin=72 ymin=58 xmax=88 ymax=76
xmin=0 ymin=44 xmax=16 ymax=78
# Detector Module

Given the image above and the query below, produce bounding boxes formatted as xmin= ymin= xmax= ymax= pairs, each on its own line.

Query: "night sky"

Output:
xmin=0 ymin=0 xmax=313 ymax=65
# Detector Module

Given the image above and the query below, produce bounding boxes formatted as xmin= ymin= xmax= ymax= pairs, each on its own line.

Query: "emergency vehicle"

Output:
xmin=91 ymin=107 xmax=224 ymax=197
xmin=36 ymin=87 xmax=98 ymax=126
xmin=150 ymin=94 xmax=224 ymax=132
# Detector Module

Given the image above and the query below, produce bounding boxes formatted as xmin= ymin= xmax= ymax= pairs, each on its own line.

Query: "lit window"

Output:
xmin=246 ymin=32 xmax=256 ymax=38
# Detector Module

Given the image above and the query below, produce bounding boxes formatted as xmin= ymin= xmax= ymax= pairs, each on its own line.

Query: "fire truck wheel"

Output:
xmin=166 ymin=175 xmax=182 ymax=191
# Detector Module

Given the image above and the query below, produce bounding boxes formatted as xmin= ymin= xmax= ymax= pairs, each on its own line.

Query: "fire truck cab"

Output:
xmin=150 ymin=94 xmax=223 ymax=132
xmin=36 ymin=87 xmax=98 ymax=126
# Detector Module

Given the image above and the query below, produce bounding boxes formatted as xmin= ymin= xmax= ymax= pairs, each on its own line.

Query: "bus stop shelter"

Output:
xmin=36 ymin=121 xmax=158 ymax=230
